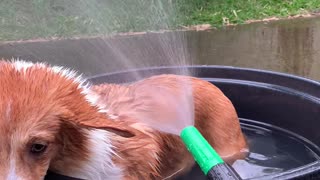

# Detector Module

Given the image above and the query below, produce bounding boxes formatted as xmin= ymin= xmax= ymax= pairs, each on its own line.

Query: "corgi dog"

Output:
xmin=0 ymin=59 xmax=247 ymax=180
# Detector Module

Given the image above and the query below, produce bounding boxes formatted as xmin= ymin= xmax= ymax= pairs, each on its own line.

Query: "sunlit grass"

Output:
xmin=184 ymin=0 xmax=320 ymax=26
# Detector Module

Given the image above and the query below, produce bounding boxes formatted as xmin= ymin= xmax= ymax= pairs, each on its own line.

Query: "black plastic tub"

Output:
xmin=45 ymin=65 xmax=320 ymax=180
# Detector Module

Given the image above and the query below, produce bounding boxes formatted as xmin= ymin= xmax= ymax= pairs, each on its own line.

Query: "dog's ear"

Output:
xmin=59 ymin=116 xmax=136 ymax=138
xmin=79 ymin=119 xmax=136 ymax=138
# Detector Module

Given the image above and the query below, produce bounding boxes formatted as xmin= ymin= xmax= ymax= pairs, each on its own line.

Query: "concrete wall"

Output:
xmin=1 ymin=17 xmax=320 ymax=80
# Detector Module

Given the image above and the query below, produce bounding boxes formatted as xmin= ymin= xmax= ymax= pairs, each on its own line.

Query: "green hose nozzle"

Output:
xmin=180 ymin=126 xmax=224 ymax=174
xmin=180 ymin=126 xmax=242 ymax=180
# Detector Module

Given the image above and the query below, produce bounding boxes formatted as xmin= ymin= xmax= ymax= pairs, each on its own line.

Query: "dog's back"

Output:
xmin=92 ymin=74 xmax=247 ymax=179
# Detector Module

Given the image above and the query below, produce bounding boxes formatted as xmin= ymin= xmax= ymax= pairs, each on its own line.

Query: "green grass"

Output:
xmin=0 ymin=0 xmax=320 ymax=41
xmin=185 ymin=0 xmax=320 ymax=26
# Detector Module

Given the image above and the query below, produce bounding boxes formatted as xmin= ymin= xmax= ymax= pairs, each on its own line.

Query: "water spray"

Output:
xmin=128 ymin=78 xmax=242 ymax=180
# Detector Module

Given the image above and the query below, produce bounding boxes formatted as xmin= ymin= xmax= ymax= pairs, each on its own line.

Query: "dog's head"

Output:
xmin=0 ymin=59 xmax=134 ymax=180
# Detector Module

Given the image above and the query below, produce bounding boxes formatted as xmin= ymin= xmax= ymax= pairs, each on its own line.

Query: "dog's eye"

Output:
xmin=30 ymin=143 xmax=47 ymax=154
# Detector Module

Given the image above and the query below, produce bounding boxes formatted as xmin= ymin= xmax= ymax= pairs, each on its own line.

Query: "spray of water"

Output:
xmin=127 ymin=77 xmax=195 ymax=135
xmin=76 ymin=1 xmax=195 ymax=135
xmin=2 ymin=0 xmax=194 ymax=75
xmin=2 ymin=0 xmax=196 ymax=134
xmin=76 ymin=1 xmax=196 ymax=135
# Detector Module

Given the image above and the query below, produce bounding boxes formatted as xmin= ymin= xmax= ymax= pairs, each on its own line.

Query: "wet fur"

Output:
xmin=92 ymin=75 xmax=248 ymax=179
xmin=0 ymin=59 xmax=247 ymax=180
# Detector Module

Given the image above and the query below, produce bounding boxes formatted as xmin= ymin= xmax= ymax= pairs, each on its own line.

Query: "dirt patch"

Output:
xmin=182 ymin=12 xmax=320 ymax=30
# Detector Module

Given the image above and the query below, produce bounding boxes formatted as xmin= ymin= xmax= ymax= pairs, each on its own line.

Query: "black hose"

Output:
xmin=207 ymin=163 xmax=242 ymax=180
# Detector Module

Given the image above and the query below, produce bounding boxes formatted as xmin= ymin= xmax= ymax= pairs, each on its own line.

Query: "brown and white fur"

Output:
xmin=0 ymin=59 xmax=247 ymax=180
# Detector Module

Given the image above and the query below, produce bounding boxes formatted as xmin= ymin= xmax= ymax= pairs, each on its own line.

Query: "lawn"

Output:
xmin=1 ymin=0 xmax=320 ymax=41
xmin=183 ymin=0 xmax=320 ymax=26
